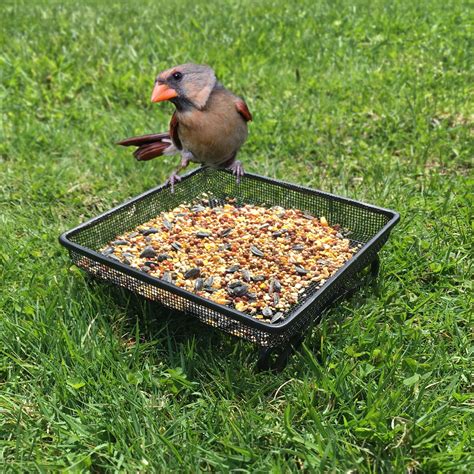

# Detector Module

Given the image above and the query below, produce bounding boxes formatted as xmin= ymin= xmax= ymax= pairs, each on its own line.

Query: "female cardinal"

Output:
xmin=118 ymin=63 xmax=252 ymax=191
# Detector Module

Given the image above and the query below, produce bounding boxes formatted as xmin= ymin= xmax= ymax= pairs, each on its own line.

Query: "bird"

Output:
xmin=117 ymin=63 xmax=252 ymax=191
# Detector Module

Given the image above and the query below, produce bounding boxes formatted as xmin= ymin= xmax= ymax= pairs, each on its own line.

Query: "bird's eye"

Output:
xmin=172 ymin=71 xmax=183 ymax=81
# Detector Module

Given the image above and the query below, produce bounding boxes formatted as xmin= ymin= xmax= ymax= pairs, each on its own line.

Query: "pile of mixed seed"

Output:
xmin=100 ymin=196 xmax=358 ymax=323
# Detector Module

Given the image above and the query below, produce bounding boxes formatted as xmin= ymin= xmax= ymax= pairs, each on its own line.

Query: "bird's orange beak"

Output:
xmin=151 ymin=83 xmax=178 ymax=103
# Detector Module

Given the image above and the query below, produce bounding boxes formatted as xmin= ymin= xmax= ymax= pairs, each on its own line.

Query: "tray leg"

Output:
xmin=256 ymin=347 xmax=273 ymax=372
xmin=370 ymin=254 xmax=380 ymax=278
xmin=256 ymin=333 xmax=305 ymax=373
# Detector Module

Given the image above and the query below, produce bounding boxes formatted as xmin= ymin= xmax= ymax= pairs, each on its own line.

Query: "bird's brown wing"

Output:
xmin=169 ymin=112 xmax=182 ymax=150
xmin=235 ymin=99 xmax=252 ymax=122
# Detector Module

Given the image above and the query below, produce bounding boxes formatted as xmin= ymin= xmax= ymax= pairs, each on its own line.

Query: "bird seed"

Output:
xmin=100 ymin=196 xmax=357 ymax=323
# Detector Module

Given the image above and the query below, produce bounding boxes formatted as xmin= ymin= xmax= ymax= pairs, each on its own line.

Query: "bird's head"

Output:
xmin=151 ymin=63 xmax=216 ymax=110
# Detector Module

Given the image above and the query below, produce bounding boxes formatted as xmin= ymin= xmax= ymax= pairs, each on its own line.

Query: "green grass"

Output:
xmin=1 ymin=0 xmax=473 ymax=471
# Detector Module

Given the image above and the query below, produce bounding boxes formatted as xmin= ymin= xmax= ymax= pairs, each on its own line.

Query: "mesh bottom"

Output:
xmin=62 ymin=168 xmax=398 ymax=347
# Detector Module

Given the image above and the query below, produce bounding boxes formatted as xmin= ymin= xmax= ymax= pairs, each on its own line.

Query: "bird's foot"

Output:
xmin=165 ymin=172 xmax=182 ymax=193
xmin=165 ymin=154 xmax=192 ymax=192
xmin=227 ymin=160 xmax=245 ymax=184
xmin=179 ymin=154 xmax=191 ymax=168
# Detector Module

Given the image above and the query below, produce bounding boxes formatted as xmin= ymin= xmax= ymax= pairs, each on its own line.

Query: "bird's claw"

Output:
xmin=166 ymin=172 xmax=182 ymax=193
xmin=227 ymin=160 xmax=245 ymax=184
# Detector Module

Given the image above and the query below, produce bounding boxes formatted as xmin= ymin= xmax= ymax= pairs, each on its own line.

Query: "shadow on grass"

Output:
xmin=84 ymin=276 xmax=267 ymax=378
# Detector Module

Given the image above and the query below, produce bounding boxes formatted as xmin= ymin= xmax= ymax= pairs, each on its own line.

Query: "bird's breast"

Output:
xmin=177 ymin=106 xmax=248 ymax=165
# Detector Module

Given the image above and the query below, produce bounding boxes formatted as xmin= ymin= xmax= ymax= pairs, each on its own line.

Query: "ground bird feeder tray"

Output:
xmin=59 ymin=168 xmax=399 ymax=371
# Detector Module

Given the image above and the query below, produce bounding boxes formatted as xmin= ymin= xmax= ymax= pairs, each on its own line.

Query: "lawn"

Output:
xmin=1 ymin=0 xmax=472 ymax=471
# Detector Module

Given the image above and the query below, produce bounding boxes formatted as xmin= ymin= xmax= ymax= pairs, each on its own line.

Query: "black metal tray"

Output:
xmin=59 ymin=168 xmax=399 ymax=368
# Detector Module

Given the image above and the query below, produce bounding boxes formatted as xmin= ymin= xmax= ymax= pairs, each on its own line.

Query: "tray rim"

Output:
xmin=59 ymin=168 xmax=400 ymax=335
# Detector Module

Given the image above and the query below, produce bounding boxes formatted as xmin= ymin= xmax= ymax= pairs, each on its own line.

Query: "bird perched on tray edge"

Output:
xmin=117 ymin=63 xmax=252 ymax=192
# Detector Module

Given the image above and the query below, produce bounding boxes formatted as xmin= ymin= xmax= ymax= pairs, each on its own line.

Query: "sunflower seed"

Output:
xmin=163 ymin=219 xmax=172 ymax=230
xmin=128 ymin=232 xmax=139 ymax=238
xmin=204 ymin=276 xmax=214 ymax=288
xmin=170 ymin=242 xmax=182 ymax=251
xmin=234 ymin=285 xmax=249 ymax=297
xmin=162 ymin=271 xmax=173 ymax=283
xmin=225 ymin=264 xmax=240 ymax=273
xmin=271 ymin=312 xmax=284 ymax=323
xmin=262 ymin=307 xmax=273 ymax=317
xmin=184 ymin=268 xmax=200 ymax=279
xmin=141 ymin=265 xmax=151 ymax=272
xmin=241 ymin=269 xmax=251 ymax=282
xmin=208 ymin=198 xmax=221 ymax=208
xmin=102 ymin=247 xmax=114 ymax=255
xmin=219 ymin=228 xmax=233 ymax=237
xmin=270 ymin=278 xmax=282 ymax=293
xmin=141 ymin=228 xmax=159 ymax=236
xmin=140 ymin=246 xmax=156 ymax=258
xmin=295 ymin=265 xmax=308 ymax=275
xmin=112 ymin=239 xmax=128 ymax=246
xmin=247 ymin=292 xmax=257 ymax=300
xmin=273 ymin=293 xmax=280 ymax=305
xmin=303 ymin=213 xmax=314 ymax=220
xmin=228 ymin=280 xmax=244 ymax=289
xmin=250 ymin=245 xmax=264 ymax=257
xmin=194 ymin=278 xmax=204 ymax=291
xmin=292 ymin=244 xmax=305 ymax=251
xmin=196 ymin=231 xmax=211 ymax=238
xmin=191 ymin=205 xmax=206 ymax=212
xmin=157 ymin=254 xmax=170 ymax=262
xmin=251 ymin=275 xmax=265 ymax=282
xmin=228 ymin=284 xmax=248 ymax=297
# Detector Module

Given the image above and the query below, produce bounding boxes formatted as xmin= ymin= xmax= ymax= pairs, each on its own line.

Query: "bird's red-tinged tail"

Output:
xmin=117 ymin=132 xmax=174 ymax=161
